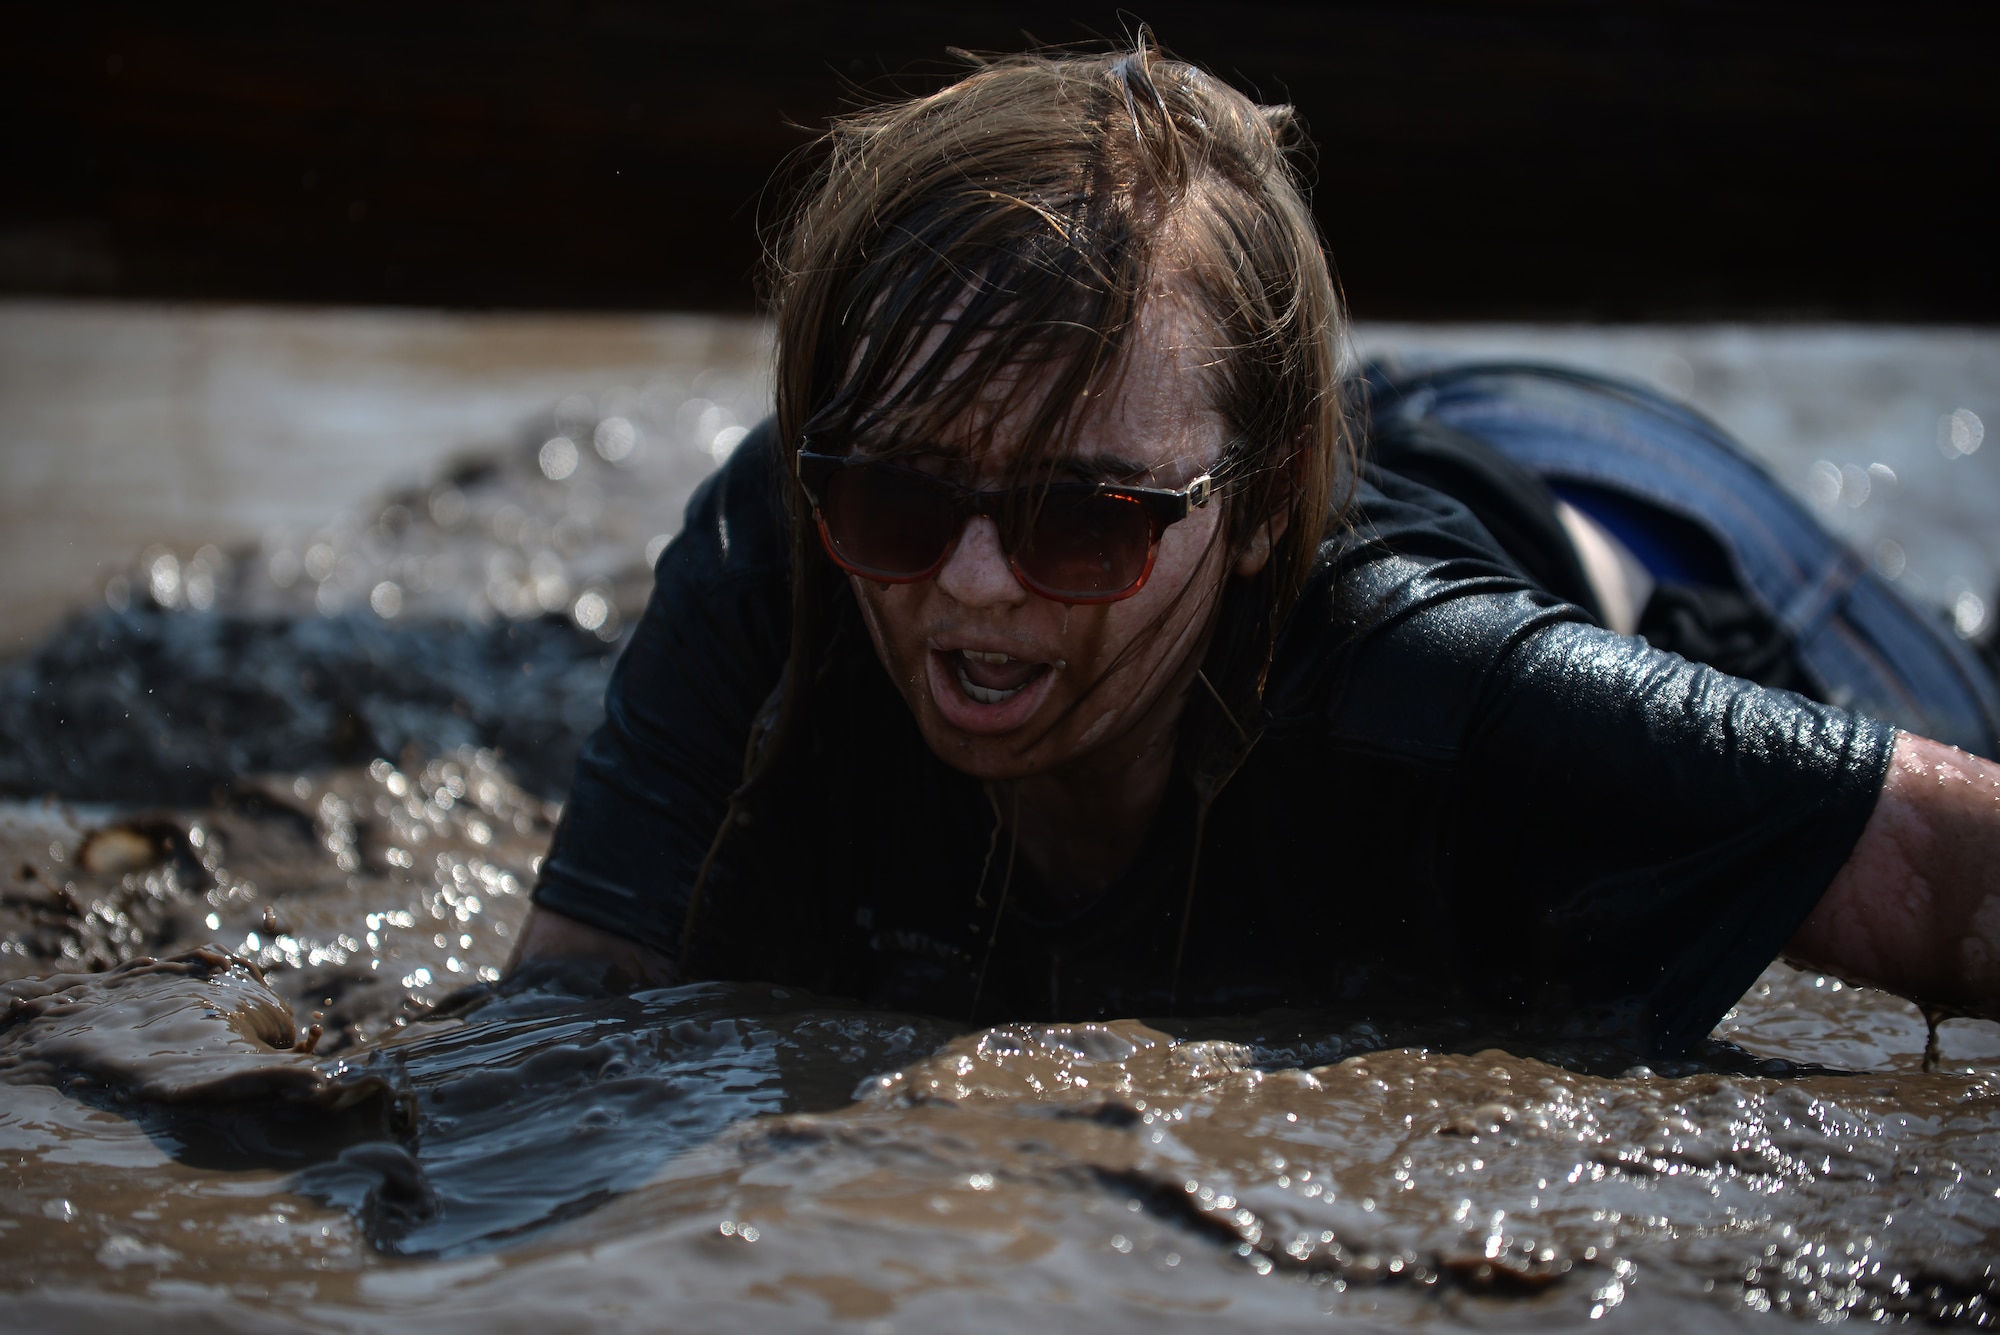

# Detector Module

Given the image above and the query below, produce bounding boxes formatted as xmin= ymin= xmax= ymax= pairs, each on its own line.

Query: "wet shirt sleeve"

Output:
xmin=529 ymin=424 xmax=791 ymax=956
xmin=1307 ymin=471 xmax=1896 ymax=1055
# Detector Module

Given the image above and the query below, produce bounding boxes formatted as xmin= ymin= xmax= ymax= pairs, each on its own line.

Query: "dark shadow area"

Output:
xmin=4 ymin=2 xmax=1995 ymax=320
xmin=0 ymin=950 xmax=962 ymax=1256
xmin=0 ymin=607 xmax=618 ymax=804
xmin=288 ymin=976 xmax=964 ymax=1255
xmin=1164 ymin=1005 xmax=1856 ymax=1082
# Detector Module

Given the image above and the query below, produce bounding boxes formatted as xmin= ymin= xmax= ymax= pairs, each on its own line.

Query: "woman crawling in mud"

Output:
xmin=512 ymin=37 xmax=2000 ymax=1059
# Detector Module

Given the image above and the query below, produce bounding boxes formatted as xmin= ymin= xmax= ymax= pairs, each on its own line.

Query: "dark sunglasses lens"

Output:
xmin=821 ymin=466 xmax=960 ymax=578
xmin=1015 ymin=490 xmax=1154 ymax=599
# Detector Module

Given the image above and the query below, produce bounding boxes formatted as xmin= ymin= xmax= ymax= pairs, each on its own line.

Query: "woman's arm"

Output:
xmin=1788 ymin=731 xmax=2000 ymax=1018
xmin=512 ymin=421 xmax=791 ymax=975
xmin=507 ymin=906 xmax=681 ymax=991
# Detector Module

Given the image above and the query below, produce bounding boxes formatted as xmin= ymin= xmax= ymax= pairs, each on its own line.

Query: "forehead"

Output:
xmin=870 ymin=289 xmax=1226 ymax=477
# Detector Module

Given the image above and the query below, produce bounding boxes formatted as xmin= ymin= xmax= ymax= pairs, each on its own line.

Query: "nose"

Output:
xmin=933 ymin=515 xmax=1026 ymax=609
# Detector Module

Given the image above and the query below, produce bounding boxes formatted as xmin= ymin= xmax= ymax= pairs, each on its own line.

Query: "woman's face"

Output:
xmin=847 ymin=300 xmax=1270 ymax=783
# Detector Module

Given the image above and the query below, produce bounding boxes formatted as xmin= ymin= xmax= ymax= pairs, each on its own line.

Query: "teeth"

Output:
xmin=949 ymin=648 xmax=1044 ymax=707
xmin=952 ymin=659 xmax=1024 ymax=707
xmin=956 ymin=665 xmax=1023 ymax=706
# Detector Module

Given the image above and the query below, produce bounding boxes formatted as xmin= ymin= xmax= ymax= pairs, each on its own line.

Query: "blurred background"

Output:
xmin=10 ymin=2 xmax=1996 ymax=318
xmin=2 ymin=1 xmax=1996 ymax=654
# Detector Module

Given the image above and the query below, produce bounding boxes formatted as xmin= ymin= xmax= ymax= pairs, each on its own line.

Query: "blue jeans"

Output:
xmin=1362 ymin=360 xmax=2000 ymax=759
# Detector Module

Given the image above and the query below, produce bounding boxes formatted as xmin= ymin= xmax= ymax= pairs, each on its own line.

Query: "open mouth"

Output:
xmin=949 ymin=648 xmax=1052 ymax=704
xmin=924 ymin=645 xmax=1061 ymax=736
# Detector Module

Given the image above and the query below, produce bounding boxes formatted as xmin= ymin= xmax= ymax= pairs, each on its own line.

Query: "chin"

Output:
xmin=908 ymin=698 xmax=1068 ymax=783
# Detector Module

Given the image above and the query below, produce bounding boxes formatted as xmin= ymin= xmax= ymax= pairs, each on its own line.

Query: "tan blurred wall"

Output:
xmin=2 ymin=300 xmax=1994 ymax=653
xmin=0 ymin=301 xmax=769 ymax=652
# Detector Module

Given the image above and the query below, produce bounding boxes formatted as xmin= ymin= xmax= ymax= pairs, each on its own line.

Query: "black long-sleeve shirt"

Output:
xmin=533 ymin=423 xmax=1892 ymax=1057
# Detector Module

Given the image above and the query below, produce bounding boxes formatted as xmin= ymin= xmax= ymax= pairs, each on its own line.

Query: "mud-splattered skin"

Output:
xmin=1796 ymin=734 xmax=2000 ymax=1011
xmin=844 ymin=300 xmax=1258 ymax=901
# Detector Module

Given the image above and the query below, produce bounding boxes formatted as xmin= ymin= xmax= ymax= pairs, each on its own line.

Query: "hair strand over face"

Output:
xmin=758 ymin=29 xmax=1356 ymax=783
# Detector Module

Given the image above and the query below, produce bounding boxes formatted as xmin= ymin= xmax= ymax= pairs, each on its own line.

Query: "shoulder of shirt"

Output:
xmin=658 ymin=417 xmax=792 ymax=583
xmin=1258 ymin=464 xmax=1593 ymax=762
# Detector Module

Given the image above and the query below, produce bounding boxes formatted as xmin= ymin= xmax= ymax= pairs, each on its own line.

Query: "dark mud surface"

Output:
xmin=2 ymin=406 xmax=1998 ymax=1331
xmin=5 ymin=760 xmax=1998 ymax=1332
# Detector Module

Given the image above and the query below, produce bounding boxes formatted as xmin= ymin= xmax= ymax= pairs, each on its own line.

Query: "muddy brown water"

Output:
xmin=3 ymin=393 xmax=1999 ymax=1331
xmin=3 ymin=761 xmax=1998 ymax=1332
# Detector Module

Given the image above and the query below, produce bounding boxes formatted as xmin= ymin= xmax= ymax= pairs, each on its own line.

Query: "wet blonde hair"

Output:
xmin=685 ymin=35 xmax=1357 ymax=966
xmin=753 ymin=34 xmax=1358 ymax=776
xmin=769 ymin=33 xmax=1354 ymax=624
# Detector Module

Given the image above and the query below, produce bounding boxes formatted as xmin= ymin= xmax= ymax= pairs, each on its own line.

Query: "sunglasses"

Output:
xmin=795 ymin=449 xmax=1215 ymax=604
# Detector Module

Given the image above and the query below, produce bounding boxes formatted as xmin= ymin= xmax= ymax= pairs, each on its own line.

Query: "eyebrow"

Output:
xmin=1061 ymin=452 xmax=1153 ymax=481
xmin=845 ymin=433 xmax=1158 ymax=485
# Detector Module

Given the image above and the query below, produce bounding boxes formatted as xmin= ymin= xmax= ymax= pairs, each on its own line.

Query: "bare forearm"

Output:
xmin=506 ymin=905 xmax=682 ymax=992
xmin=1787 ymin=732 xmax=2000 ymax=1018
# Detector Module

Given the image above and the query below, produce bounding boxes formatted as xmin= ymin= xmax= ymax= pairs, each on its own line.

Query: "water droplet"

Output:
xmin=146 ymin=549 xmax=182 ymax=608
xmin=1873 ymin=539 xmax=1906 ymax=580
xmin=571 ymin=589 xmax=609 ymax=633
xmin=539 ymin=436 xmax=579 ymax=481
xmin=1939 ymin=409 xmax=1985 ymax=459
xmin=594 ymin=416 xmax=637 ymax=462
xmin=1840 ymin=464 xmax=1871 ymax=508
xmin=429 ymin=487 xmax=469 ymax=529
xmin=707 ymin=423 xmax=749 ymax=463
xmin=1953 ymin=590 xmax=1986 ymax=639
xmin=370 ymin=581 xmax=403 ymax=618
